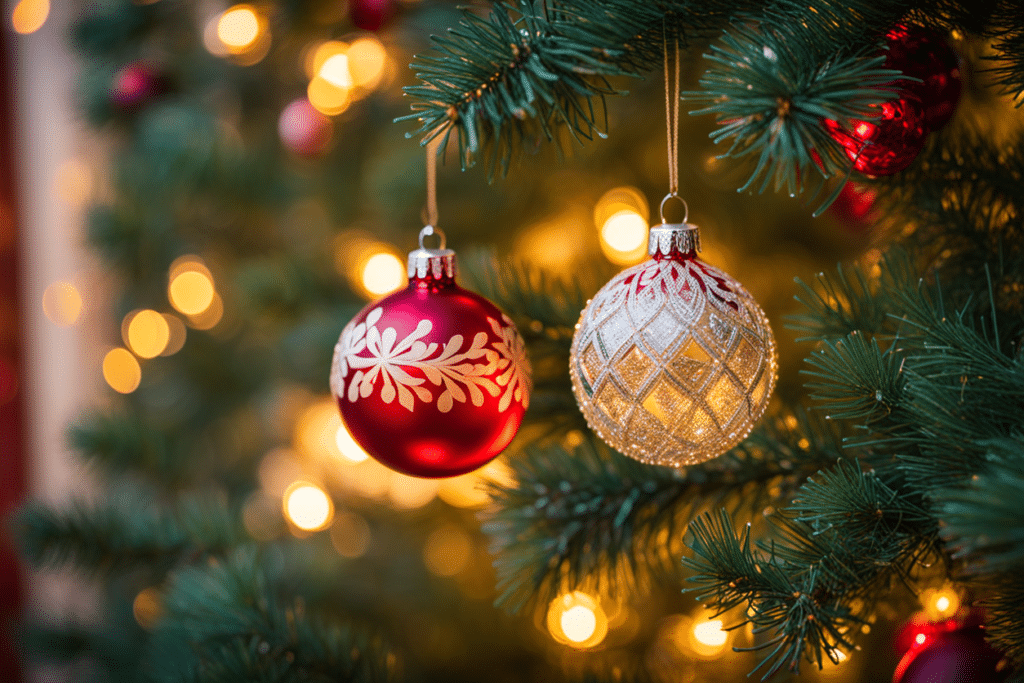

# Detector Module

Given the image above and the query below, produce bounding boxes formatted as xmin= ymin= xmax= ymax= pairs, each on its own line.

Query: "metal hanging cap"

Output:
xmin=648 ymin=193 xmax=701 ymax=256
xmin=408 ymin=225 xmax=457 ymax=279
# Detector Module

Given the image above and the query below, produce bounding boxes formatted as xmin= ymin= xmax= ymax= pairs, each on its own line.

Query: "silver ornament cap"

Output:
xmin=407 ymin=225 xmax=456 ymax=281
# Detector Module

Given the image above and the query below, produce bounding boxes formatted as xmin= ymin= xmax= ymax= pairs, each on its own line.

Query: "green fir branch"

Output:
xmin=15 ymin=491 xmax=247 ymax=576
xmin=686 ymin=22 xmax=898 ymax=203
xmin=483 ymin=411 xmax=844 ymax=614
xmin=148 ymin=547 xmax=397 ymax=683
xmin=983 ymin=573 xmax=1024 ymax=670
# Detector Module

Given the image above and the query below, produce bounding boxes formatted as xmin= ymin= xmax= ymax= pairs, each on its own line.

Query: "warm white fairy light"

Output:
xmin=546 ymin=592 xmax=609 ymax=649
xmin=283 ymin=481 xmax=333 ymax=532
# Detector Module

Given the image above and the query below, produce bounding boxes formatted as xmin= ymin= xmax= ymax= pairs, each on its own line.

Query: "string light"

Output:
xmin=307 ymin=76 xmax=352 ymax=116
xmin=42 ymin=281 xmax=83 ymax=326
xmin=11 ymin=0 xmax=48 ymax=34
xmin=283 ymin=481 xmax=334 ymax=532
xmin=132 ymin=587 xmax=162 ymax=629
xmin=125 ymin=310 xmax=171 ymax=359
xmin=686 ymin=617 xmax=732 ymax=658
xmin=160 ymin=314 xmax=187 ymax=356
xmin=185 ymin=292 xmax=224 ymax=330
xmin=922 ymin=586 xmax=960 ymax=620
xmin=361 ymin=252 xmax=405 ymax=297
xmin=599 ymin=210 xmax=648 ymax=265
xmin=546 ymin=592 xmax=609 ymax=649
xmin=103 ymin=348 xmax=142 ymax=394
xmin=216 ymin=5 xmax=260 ymax=52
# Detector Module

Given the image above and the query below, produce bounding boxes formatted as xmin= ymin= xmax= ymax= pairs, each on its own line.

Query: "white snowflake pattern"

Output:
xmin=331 ymin=307 xmax=531 ymax=413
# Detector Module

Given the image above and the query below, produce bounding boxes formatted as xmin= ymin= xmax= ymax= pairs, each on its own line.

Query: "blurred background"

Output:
xmin=0 ymin=1 xmax=995 ymax=681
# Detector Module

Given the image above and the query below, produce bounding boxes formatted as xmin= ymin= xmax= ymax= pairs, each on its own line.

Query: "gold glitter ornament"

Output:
xmin=569 ymin=215 xmax=777 ymax=467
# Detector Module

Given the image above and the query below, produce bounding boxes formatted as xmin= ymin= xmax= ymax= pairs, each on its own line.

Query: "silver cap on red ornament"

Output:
xmin=407 ymin=225 xmax=456 ymax=280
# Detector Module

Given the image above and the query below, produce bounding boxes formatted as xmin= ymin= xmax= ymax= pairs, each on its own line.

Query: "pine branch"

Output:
xmin=788 ymin=248 xmax=918 ymax=341
xmin=682 ymin=461 xmax=937 ymax=680
xmin=15 ymin=490 xmax=247 ymax=576
xmin=987 ymin=1 xmax=1024 ymax=105
xmin=483 ymin=411 xmax=845 ymax=613
xmin=935 ymin=439 xmax=1024 ymax=575
xmin=984 ymin=573 xmax=1024 ymax=670
xmin=148 ymin=547 xmax=397 ymax=683
xmin=399 ymin=0 xmax=755 ymax=174
xmin=685 ymin=22 xmax=898 ymax=203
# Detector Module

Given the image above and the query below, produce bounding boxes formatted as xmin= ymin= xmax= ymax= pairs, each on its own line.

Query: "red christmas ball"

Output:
xmin=827 ymin=181 xmax=879 ymax=233
xmin=330 ymin=230 xmax=531 ymax=478
xmin=884 ymin=24 xmax=962 ymax=131
xmin=278 ymin=98 xmax=333 ymax=157
xmin=350 ymin=0 xmax=394 ymax=31
xmin=110 ymin=63 xmax=163 ymax=109
xmin=893 ymin=620 xmax=1010 ymax=683
xmin=823 ymin=95 xmax=928 ymax=176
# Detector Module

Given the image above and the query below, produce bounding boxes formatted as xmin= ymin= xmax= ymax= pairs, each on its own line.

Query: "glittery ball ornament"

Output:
xmin=893 ymin=617 xmax=1010 ymax=683
xmin=330 ymin=227 xmax=531 ymax=478
xmin=884 ymin=24 xmax=962 ymax=131
xmin=823 ymin=96 xmax=928 ymax=176
xmin=569 ymin=219 xmax=777 ymax=467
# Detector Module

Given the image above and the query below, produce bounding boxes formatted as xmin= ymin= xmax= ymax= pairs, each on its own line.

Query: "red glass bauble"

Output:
xmin=827 ymin=182 xmax=879 ymax=233
xmin=885 ymin=24 xmax=962 ymax=131
xmin=278 ymin=98 xmax=333 ymax=157
xmin=350 ymin=0 xmax=394 ymax=31
xmin=893 ymin=621 xmax=1010 ymax=683
xmin=823 ymin=96 xmax=928 ymax=176
xmin=110 ymin=64 xmax=163 ymax=109
xmin=330 ymin=239 xmax=531 ymax=478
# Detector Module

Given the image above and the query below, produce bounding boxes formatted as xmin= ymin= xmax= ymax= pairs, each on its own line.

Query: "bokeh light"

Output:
xmin=283 ymin=481 xmax=334 ymax=532
xmin=42 ymin=281 xmax=83 ymax=326
xmin=423 ymin=524 xmax=472 ymax=577
xmin=132 ymin=587 xmax=162 ymax=630
xmin=335 ymin=421 xmax=370 ymax=463
xmin=294 ymin=398 xmax=343 ymax=461
xmin=546 ymin=592 xmax=608 ymax=649
xmin=258 ymin=448 xmax=305 ymax=497
xmin=125 ymin=309 xmax=171 ymax=359
xmin=216 ymin=5 xmax=260 ymax=51
xmin=103 ymin=348 xmax=142 ymax=394
xmin=331 ymin=511 xmax=371 ymax=558
xmin=160 ymin=314 xmax=187 ymax=356
xmin=599 ymin=210 xmax=648 ymax=265
xmin=347 ymin=36 xmax=388 ymax=90
xmin=307 ymin=76 xmax=352 ymax=116
xmin=388 ymin=473 xmax=439 ymax=510
xmin=437 ymin=460 xmax=513 ymax=508
xmin=185 ymin=292 xmax=224 ymax=330
xmin=687 ymin=617 xmax=731 ymax=657
xmin=319 ymin=53 xmax=353 ymax=89
xmin=361 ymin=252 xmax=405 ymax=296
xmin=11 ymin=0 xmax=48 ymax=34
xmin=169 ymin=269 xmax=215 ymax=316
xmin=593 ymin=186 xmax=649 ymax=227
xmin=922 ymin=586 xmax=960 ymax=621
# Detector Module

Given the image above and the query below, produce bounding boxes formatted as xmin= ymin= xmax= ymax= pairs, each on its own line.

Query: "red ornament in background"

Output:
xmin=885 ymin=24 xmax=962 ymax=131
xmin=278 ymin=98 xmax=333 ymax=157
xmin=110 ymin=63 xmax=164 ymax=109
xmin=824 ymin=96 xmax=928 ymax=176
xmin=350 ymin=0 xmax=394 ymax=31
xmin=330 ymin=227 xmax=531 ymax=478
xmin=823 ymin=24 xmax=961 ymax=177
xmin=827 ymin=181 xmax=879 ymax=233
xmin=893 ymin=616 xmax=1011 ymax=683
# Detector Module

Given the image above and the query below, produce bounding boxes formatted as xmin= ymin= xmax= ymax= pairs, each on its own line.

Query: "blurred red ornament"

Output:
xmin=278 ymin=98 xmax=333 ymax=157
xmin=330 ymin=228 xmax=531 ymax=478
xmin=827 ymin=182 xmax=879 ymax=232
xmin=885 ymin=24 xmax=962 ymax=131
xmin=110 ymin=63 xmax=164 ymax=109
xmin=823 ymin=96 xmax=928 ymax=176
xmin=350 ymin=0 xmax=394 ymax=31
xmin=893 ymin=617 xmax=1011 ymax=683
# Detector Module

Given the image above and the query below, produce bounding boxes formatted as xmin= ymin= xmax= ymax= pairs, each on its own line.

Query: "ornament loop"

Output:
xmin=419 ymin=225 xmax=446 ymax=250
xmin=659 ymin=192 xmax=689 ymax=225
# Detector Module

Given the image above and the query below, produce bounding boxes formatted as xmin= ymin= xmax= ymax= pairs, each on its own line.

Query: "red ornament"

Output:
xmin=350 ymin=0 xmax=394 ymax=31
xmin=330 ymin=227 xmax=531 ymax=478
xmin=893 ymin=618 xmax=1011 ymax=683
xmin=278 ymin=98 xmax=333 ymax=157
xmin=827 ymin=182 xmax=879 ymax=233
xmin=885 ymin=24 xmax=962 ymax=131
xmin=823 ymin=95 xmax=928 ymax=176
xmin=110 ymin=63 xmax=164 ymax=109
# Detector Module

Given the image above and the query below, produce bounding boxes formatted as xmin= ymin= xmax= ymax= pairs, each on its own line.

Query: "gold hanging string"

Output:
xmin=660 ymin=19 xmax=688 ymax=224
xmin=426 ymin=137 xmax=440 ymax=228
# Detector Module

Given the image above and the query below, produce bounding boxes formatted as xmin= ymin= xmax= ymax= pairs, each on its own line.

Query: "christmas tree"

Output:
xmin=12 ymin=1 xmax=1024 ymax=681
